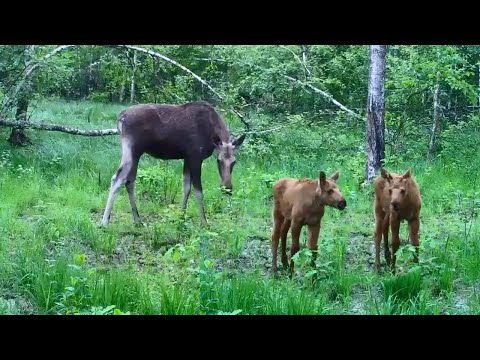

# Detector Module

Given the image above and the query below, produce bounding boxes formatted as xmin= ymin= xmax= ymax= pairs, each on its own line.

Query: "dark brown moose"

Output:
xmin=101 ymin=101 xmax=246 ymax=227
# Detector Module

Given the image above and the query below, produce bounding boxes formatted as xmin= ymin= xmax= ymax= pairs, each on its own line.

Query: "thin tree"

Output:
xmin=427 ymin=71 xmax=441 ymax=159
xmin=365 ymin=45 xmax=387 ymax=185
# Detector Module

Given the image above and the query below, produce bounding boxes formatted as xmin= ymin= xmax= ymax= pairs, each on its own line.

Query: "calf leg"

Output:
xmin=383 ymin=214 xmax=391 ymax=266
xmin=271 ymin=214 xmax=283 ymax=275
xmin=289 ymin=221 xmax=302 ymax=276
xmin=189 ymin=160 xmax=207 ymax=225
xmin=307 ymin=224 xmax=320 ymax=268
xmin=280 ymin=219 xmax=291 ymax=270
xmin=390 ymin=216 xmax=401 ymax=272
xmin=408 ymin=218 xmax=420 ymax=264
xmin=374 ymin=209 xmax=384 ymax=270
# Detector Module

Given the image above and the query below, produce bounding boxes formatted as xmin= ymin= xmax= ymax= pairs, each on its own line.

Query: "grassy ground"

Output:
xmin=0 ymin=98 xmax=479 ymax=315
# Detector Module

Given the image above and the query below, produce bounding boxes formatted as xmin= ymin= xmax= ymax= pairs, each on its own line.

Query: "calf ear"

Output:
xmin=402 ymin=168 xmax=412 ymax=179
xmin=381 ymin=168 xmax=392 ymax=182
xmin=319 ymin=171 xmax=327 ymax=188
xmin=330 ymin=171 xmax=340 ymax=182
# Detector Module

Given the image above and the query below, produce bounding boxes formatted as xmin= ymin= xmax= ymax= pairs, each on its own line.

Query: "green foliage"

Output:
xmin=137 ymin=163 xmax=181 ymax=205
xmin=1 ymin=45 xmax=480 ymax=314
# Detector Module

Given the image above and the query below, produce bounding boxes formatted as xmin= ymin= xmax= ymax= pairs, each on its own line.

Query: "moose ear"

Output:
xmin=330 ymin=171 xmax=340 ymax=182
xmin=403 ymin=168 xmax=412 ymax=179
xmin=381 ymin=168 xmax=392 ymax=182
xmin=319 ymin=171 xmax=327 ymax=188
xmin=232 ymin=133 xmax=246 ymax=149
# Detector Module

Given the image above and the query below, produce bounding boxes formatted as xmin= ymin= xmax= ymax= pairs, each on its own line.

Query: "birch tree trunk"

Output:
xmin=130 ymin=50 xmax=137 ymax=103
xmin=364 ymin=45 xmax=387 ymax=185
xmin=8 ymin=45 xmax=35 ymax=146
xmin=428 ymin=71 xmax=441 ymax=159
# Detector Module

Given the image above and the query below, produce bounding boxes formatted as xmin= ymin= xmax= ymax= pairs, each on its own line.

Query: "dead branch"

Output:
xmin=0 ymin=118 xmax=118 ymax=136
xmin=279 ymin=45 xmax=311 ymax=78
xmin=116 ymin=45 xmax=250 ymax=130
xmin=283 ymin=75 xmax=364 ymax=120
xmin=196 ymin=57 xmax=363 ymax=120
xmin=1 ymin=45 xmax=77 ymax=115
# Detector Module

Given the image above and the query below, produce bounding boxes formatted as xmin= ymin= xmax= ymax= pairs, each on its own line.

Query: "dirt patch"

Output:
xmin=214 ymin=236 xmax=271 ymax=275
xmin=349 ymin=296 xmax=366 ymax=315
xmin=345 ymin=232 xmax=375 ymax=271
xmin=452 ymin=281 xmax=472 ymax=314
xmin=0 ymin=295 xmax=35 ymax=314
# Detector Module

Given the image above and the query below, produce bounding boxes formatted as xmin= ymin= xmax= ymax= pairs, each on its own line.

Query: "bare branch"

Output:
xmin=115 ymin=45 xmax=250 ymax=130
xmin=198 ymin=57 xmax=363 ymax=120
xmin=1 ymin=45 xmax=77 ymax=114
xmin=117 ymin=45 xmax=224 ymax=101
xmin=279 ymin=45 xmax=311 ymax=78
xmin=0 ymin=118 xmax=118 ymax=136
xmin=283 ymin=75 xmax=363 ymax=120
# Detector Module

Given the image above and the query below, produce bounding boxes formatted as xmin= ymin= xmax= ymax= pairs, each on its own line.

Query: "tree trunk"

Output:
xmin=8 ymin=45 xmax=34 ymax=146
xmin=119 ymin=67 xmax=126 ymax=103
xmin=364 ymin=45 xmax=387 ymax=185
xmin=130 ymin=50 xmax=137 ymax=103
xmin=428 ymin=72 xmax=441 ymax=159
xmin=301 ymin=45 xmax=311 ymax=80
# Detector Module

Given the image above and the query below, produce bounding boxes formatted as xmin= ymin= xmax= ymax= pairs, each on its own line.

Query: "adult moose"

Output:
xmin=100 ymin=101 xmax=246 ymax=227
xmin=271 ymin=171 xmax=347 ymax=276
xmin=373 ymin=168 xmax=421 ymax=272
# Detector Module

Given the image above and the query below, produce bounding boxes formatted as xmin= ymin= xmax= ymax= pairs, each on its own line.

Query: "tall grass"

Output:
xmin=0 ymin=98 xmax=479 ymax=314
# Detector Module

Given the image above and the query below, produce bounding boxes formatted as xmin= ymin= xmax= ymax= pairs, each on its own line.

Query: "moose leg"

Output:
xmin=408 ymin=218 xmax=420 ymax=264
xmin=280 ymin=219 xmax=291 ymax=270
xmin=189 ymin=160 xmax=207 ymax=225
xmin=181 ymin=161 xmax=191 ymax=211
xmin=383 ymin=214 xmax=391 ymax=266
xmin=101 ymin=165 xmax=136 ymax=226
xmin=289 ymin=221 xmax=302 ymax=276
xmin=374 ymin=210 xmax=384 ymax=270
xmin=101 ymin=142 xmax=139 ymax=227
xmin=125 ymin=180 xmax=140 ymax=225
xmin=101 ymin=169 xmax=123 ymax=226
xmin=271 ymin=215 xmax=283 ymax=275
xmin=307 ymin=224 xmax=320 ymax=268
xmin=390 ymin=216 xmax=401 ymax=272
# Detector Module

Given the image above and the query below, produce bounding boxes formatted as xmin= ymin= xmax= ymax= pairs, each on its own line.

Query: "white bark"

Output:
xmin=0 ymin=118 xmax=118 ymax=136
xmin=284 ymin=75 xmax=363 ymax=120
xmin=130 ymin=50 xmax=137 ymax=103
xmin=1 ymin=45 xmax=76 ymax=115
xmin=428 ymin=71 xmax=441 ymax=159
xmin=365 ymin=45 xmax=387 ymax=186
xmin=115 ymin=45 xmax=249 ymax=129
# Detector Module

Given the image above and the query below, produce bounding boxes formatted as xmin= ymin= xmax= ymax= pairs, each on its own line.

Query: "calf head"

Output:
xmin=316 ymin=170 xmax=347 ymax=210
xmin=381 ymin=168 xmax=412 ymax=213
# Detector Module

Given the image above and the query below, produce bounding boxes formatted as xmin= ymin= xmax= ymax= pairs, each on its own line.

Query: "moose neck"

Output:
xmin=212 ymin=115 xmax=231 ymax=144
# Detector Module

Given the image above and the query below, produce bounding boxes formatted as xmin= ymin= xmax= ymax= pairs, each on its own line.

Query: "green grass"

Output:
xmin=0 ymin=98 xmax=479 ymax=314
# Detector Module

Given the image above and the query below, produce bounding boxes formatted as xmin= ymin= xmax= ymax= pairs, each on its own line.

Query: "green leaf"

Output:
xmin=73 ymin=253 xmax=86 ymax=265
xmin=306 ymin=270 xmax=317 ymax=277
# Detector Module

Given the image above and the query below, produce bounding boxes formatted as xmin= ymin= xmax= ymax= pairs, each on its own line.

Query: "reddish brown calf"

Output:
xmin=271 ymin=171 xmax=346 ymax=275
xmin=373 ymin=168 xmax=421 ymax=271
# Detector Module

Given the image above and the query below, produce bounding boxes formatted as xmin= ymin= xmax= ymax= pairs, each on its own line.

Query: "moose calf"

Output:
xmin=373 ymin=168 xmax=421 ymax=271
xmin=271 ymin=171 xmax=347 ymax=275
